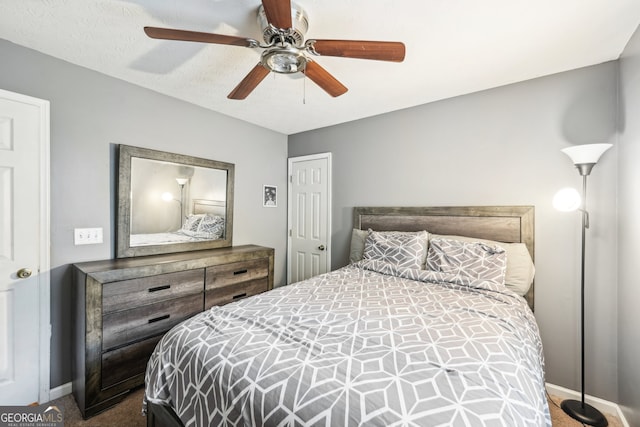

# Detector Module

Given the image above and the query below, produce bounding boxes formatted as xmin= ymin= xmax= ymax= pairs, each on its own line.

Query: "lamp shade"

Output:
xmin=561 ymin=143 xmax=612 ymax=165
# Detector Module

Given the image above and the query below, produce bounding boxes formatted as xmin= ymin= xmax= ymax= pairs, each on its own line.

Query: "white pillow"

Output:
xmin=349 ymin=228 xmax=369 ymax=263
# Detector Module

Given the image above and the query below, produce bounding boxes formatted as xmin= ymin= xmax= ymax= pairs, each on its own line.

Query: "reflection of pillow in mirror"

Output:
xmin=195 ymin=214 xmax=225 ymax=239
xmin=182 ymin=214 xmax=204 ymax=232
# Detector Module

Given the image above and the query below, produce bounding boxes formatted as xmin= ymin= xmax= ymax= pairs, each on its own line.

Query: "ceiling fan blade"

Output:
xmin=227 ymin=64 xmax=271 ymax=100
xmin=261 ymin=0 xmax=292 ymax=29
xmin=309 ymin=40 xmax=406 ymax=62
xmin=144 ymin=27 xmax=256 ymax=47
xmin=304 ymin=61 xmax=348 ymax=97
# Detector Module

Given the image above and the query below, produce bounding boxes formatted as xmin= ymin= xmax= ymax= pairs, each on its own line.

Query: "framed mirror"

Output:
xmin=116 ymin=144 xmax=234 ymax=258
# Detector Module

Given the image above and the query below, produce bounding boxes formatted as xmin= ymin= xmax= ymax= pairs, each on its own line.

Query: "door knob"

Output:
xmin=17 ymin=268 xmax=32 ymax=279
xmin=318 ymin=245 xmax=325 ymax=251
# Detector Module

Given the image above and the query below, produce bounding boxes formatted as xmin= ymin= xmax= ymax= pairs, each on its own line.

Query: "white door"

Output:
xmin=0 ymin=89 xmax=50 ymax=405
xmin=287 ymin=153 xmax=331 ymax=284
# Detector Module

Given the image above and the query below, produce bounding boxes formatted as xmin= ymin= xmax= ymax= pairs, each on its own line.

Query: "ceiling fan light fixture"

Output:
xmin=262 ymin=48 xmax=307 ymax=73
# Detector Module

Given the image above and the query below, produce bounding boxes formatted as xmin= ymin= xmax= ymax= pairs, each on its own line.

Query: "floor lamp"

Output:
xmin=554 ymin=143 xmax=612 ymax=427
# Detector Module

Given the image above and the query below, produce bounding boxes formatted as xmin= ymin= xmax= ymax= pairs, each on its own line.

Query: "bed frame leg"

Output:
xmin=146 ymin=402 xmax=184 ymax=427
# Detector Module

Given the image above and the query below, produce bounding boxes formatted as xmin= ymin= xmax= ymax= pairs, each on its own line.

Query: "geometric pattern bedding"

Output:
xmin=363 ymin=230 xmax=428 ymax=269
xmin=181 ymin=214 xmax=225 ymax=239
xmin=145 ymin=260 xmax=551 ymax=426
xmin=426 ymin=238 xmax=508 ymax=285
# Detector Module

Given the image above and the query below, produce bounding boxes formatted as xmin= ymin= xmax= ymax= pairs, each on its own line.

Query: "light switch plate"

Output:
xmin=74 ymin=228 xmax=103 ymax=245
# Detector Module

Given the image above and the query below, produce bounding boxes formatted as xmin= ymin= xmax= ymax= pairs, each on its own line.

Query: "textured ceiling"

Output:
xmin=1 ymin=0 xmax=640 ymax=135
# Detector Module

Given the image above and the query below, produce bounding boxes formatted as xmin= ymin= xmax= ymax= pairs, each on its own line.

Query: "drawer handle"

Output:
xmin=148 ymin=314 xmax=170 ymax=324
xmin=148 ymin=285 xmax=171 ymax=293
xmin=233 ymin=269 xmax=248 ymax=275
xmin=232 ymin=293 xmax=247 ymax=300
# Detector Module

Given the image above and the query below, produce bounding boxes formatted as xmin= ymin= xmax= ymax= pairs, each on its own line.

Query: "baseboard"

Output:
xmin=49 ymin=382 xmax=72 ymax=401
xmin=546 ymin=383 xmax=629 ymax=427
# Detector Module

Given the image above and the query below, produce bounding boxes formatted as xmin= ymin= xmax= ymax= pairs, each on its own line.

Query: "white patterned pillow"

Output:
xmin=430 ymin=234 xmax=534 ymax=295
xmin=195 ymin=214 xmax=225 ymax=239
xmin=426 ymin=238 xmax=507 ymax=285
xmin=181 ymin=214 xmax=204 ymax=232
xmin=181 ymin=214 xmax=224 ymax=239
xmin=363 ymin=230 xmax=428 ymax=269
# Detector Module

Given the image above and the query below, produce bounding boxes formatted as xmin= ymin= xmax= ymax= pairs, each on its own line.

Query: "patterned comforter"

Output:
xmin=145 ymin=260 xmax=551 ymax=426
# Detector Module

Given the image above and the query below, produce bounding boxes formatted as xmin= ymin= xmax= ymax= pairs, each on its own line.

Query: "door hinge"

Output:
xmin=289 ymin=175 xmax=293 ymax=183
xmin=289 ymin=229 xmax=292 ymax=237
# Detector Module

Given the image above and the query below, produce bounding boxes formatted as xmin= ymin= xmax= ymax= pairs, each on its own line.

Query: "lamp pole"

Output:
xmin=560 ymin=163 xmax=607 ymax=427
xmin=580 ymin=173 xmax=588 ymax=408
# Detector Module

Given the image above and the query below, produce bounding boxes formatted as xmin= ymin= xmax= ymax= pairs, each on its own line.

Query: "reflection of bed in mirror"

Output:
xmin=130 ymin=199 xmax=226 ymax=246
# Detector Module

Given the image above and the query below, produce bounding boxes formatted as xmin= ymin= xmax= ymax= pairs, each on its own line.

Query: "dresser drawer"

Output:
xmin=102 ymin=334 xmax=162 ymax=388
xmin=103 ymin=269 xmax=204 ymax=314
xmin=102 ymin=293 xmax=203 ymax=351
xmin=205 ymin=277 xmax=269 ymax=309
xmin=206 ymin=258 xmax=269 ymax=290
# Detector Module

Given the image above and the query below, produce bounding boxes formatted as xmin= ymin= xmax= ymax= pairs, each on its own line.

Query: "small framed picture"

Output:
xmin=263 ymin=185 xmax=277 ymax=207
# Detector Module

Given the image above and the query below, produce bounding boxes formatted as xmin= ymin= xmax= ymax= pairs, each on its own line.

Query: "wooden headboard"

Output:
xmin=353 ymin=206 xmax=535 ymax=311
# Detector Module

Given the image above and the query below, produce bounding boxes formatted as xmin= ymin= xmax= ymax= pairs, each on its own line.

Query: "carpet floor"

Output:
xmin=50 ymin=388 xmax=624 ymax=426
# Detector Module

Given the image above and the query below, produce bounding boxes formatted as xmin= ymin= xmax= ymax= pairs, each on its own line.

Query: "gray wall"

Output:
xmin=0 ymin=39 xmax=289 ymax=388
xmin=289 ymin=63 xmax=620 ymax=401
xmin=618 ymin=25 xmax=640 ymax=426
xmin=2 ymin=33 xmax=636 ymax=413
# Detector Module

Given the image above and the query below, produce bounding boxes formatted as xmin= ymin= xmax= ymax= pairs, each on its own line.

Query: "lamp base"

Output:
xmin=561 ymin=399 xmax=608 ymax=427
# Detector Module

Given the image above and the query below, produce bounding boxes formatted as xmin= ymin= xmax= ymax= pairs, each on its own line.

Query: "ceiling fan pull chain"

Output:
xmin=303 ymin=72 xmax=306 ymax=104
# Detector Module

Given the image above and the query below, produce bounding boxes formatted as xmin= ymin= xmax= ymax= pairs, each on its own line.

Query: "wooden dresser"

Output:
xmin=71 ymin=245 xmax=274 ymax=418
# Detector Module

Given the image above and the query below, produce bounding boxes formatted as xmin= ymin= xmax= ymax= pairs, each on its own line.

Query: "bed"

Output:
xmin=144 ymin=205 xmax=549 ymax=426
xmin=130 ymin=199 xmax=226 ymax=246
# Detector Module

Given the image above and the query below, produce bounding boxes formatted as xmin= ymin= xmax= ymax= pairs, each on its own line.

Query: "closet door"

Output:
xmin=288 ymin=153 xmax=331 ymax=283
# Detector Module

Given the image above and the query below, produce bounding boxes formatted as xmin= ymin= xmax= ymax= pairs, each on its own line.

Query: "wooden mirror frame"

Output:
xmin=116 ymin=144 xmax=235 ymax=258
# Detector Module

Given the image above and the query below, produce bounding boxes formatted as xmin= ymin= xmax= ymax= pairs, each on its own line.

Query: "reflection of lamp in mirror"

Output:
xmin=555 ymin=143 xmax=612 ymax=427
xmin=176 ymin=178 xmax=189 ymax=227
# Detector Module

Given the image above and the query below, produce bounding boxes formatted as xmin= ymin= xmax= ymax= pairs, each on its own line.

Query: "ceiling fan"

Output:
xmin=144 ymin=0 xmax=406 ymax=100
